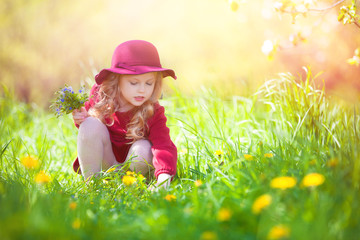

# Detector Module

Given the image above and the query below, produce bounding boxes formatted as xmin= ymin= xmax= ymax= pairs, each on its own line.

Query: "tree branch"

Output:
xmin=307 ymin=0 xmax=346 ymax=12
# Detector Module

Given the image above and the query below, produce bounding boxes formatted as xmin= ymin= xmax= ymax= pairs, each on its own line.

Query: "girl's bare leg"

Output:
xmin=77 ymin=117 xmax=117 ymax=179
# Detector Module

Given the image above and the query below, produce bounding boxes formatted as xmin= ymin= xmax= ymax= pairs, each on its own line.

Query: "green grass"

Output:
xmin=1 ymin=69 xmax=359 ymax=240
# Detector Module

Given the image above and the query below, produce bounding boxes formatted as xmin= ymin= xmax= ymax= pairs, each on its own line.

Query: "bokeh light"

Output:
xmin=0 ymin=0 xmax=359 ymax=106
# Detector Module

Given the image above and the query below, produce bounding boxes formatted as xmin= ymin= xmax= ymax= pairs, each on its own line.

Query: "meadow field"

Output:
xmin=1 ymin=69 xmax=359 ymax=240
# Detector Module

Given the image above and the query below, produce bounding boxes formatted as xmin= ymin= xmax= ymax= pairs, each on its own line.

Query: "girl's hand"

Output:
xmin=148 ymin=173 xmax=171 ymax=191
xmin=72 ymin=107 xmax=89 ymax=125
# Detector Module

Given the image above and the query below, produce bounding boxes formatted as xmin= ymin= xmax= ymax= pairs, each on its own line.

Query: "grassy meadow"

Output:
xmin=1 ymin=69 xmax=360 ymax=240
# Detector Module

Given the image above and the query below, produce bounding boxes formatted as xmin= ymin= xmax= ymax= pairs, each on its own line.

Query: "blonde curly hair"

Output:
xmin=89 ymin=72 xmax=163 ymax=142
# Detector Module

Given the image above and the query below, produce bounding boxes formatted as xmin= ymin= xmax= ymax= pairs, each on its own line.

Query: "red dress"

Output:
xmin=72 ymin=84 xmax=177 ymax=179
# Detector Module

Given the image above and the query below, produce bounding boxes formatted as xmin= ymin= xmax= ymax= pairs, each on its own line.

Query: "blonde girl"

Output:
xmin=72 ymin=40 xmax=177 ymax=189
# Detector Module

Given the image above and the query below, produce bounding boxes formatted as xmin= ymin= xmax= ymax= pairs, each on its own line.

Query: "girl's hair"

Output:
xmin=89 ymin=72 xmax=163 ymax=143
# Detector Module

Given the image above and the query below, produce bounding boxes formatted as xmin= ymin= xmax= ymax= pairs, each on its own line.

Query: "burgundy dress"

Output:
xmin=72 ymin=84 xmax=177 ymax=179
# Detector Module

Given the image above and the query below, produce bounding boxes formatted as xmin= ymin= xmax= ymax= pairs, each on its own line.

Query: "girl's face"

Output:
xmin=118 ymin=72 xmax=156 ymax=111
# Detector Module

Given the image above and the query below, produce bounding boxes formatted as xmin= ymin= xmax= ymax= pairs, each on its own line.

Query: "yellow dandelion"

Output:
xmin=309 ymin=159 xmax=316 ymax=165
xmin=264 ymin=153 xmax=274 ymax=158
xmin=126 ymin=171 xmax=135 ymax=176
xmin=106 ymin=167 xmax=116 ymax=173
xmin=252 ymin=194 xmax=272 ymax=214
xmin=244 ymin=154 xmax=254 ymax=161
xmin=194 ymin=180 xmax=203 ymax=187
xmin=270 ymin=176 xmax=296 ymax=190
xmin=34 ymin=171 xmax=51 ymax=184
xmin=20 ymin=156 xmax=39 ymax=169
xmin=122 ymin=175 xmax=136 ymax=186
xmin=214 ymin=150 xmax=223 ymax=157
xmin=180 ymin=148 xmax=188 ymax=154
xmin=69 ymin=202 xmax=77 ymax=210
xmin=164 ymin=194 xmax=176 ymax=202
xmin=137 ymin=173 xmax=145 ymax=181
xmin=301 ymin=173 xmax=325 ymax=187
xmin=268 ymin=224 xmax=290 ymax=239
xmin=217 ymin=208 xmax=232 ymax=222
xmin=327 ymin=158 xmax=338 ymax=167
xmin=200 ymin=231 xmax=218 ymax=240
xmin=72 ymin=218 xmax=81 ymax=229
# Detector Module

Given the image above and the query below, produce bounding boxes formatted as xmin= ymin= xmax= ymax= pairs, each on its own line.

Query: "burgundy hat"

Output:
xmin=95 ymin=40 xmax=177 ymax=84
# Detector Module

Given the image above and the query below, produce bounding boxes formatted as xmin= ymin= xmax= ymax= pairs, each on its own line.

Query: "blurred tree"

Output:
xmin=0 ymin=0 xmax=105 ymax=106
xmin=227 ymin=0 xmax=360 ymax=102
xmin=228 ymin=0 xmax=360 ymax=66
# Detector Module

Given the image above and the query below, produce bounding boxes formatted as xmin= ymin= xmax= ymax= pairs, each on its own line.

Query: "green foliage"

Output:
xmin=338 ymin=0 xmax=360 ymax=26
xmin=1 ymin=71 xmax=360 ymax=239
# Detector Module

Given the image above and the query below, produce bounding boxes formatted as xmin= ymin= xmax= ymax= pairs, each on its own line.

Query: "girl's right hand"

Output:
xmin=72 ymin=107 xmax=89 ymax=126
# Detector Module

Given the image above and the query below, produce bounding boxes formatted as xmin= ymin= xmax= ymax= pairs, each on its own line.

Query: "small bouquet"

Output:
xmin=50 ymin=85 xmax=89 ymax=117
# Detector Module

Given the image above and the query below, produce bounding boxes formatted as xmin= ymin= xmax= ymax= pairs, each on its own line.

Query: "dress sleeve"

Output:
xmin=147 ymin=104 xmax=177 ymax=179
xmin=74 ymin=84 xmax=99 ymax=128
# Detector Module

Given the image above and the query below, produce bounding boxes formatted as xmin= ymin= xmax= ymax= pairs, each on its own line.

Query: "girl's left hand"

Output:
xmin=72 ymin=107 xmax=89 ymax=125
xmin=149 ymin=173 xmax=171 ymax=191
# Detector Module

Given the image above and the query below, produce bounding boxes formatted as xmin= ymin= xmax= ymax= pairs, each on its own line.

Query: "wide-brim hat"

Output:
xmin=95 ymin=40 xmax=177 ymax=84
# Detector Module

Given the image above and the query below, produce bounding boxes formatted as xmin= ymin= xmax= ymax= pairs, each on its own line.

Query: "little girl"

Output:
xmin=72 ymin=40 xmax=177 ymax=189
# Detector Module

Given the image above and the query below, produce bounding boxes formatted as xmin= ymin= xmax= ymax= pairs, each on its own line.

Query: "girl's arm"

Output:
xmin=147 ymin=104 xmax=177 ymax=188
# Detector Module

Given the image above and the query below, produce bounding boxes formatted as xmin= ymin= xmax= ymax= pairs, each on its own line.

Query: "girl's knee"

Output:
xmin=131 ymin=139 xmax=152 ymax=152
xmin=128 ymin=139 xmax=153 ymax=167
xmin=78 ymin=117 xmax=108 ymax=139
